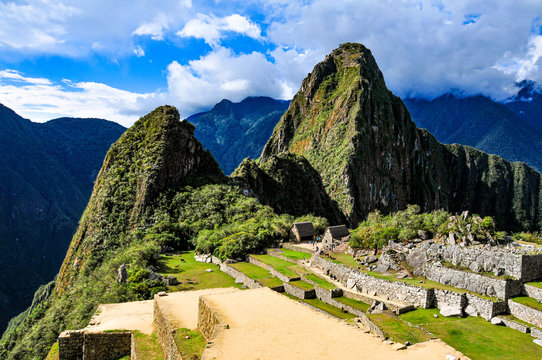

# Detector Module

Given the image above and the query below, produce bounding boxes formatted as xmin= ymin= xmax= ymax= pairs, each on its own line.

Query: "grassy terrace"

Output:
xmin=512 ymin=297 xmax=542 ymax=311
xmin=333 ymin=296 xmax=370 ymax=313
xmin=251 ymin=254 xmax=309 ymax=277
xmin=288 ymin=280 xmax=314 ymax=291
xmin=174 ymin=328 xmax=206 ymax=360
xmin=277 ymin=248 xmax=311 ymax=261
xmin=157 ymin=251 xmax=240 ymax=291
xmin=526 ymin=282 xmax=542 ymax=289
xmin=132 ymin=331 xmax=164 ymax=360
xmin=229 ymin=262 xmax=284 ymax=288
xmin=367 ymin=311 xmax=432 ymax=345
xmin=327 ymin=252 xmax=498 ymax=301
xmin=304 ymin=273 xmax=336 ymax=290
xmin=401 ymin=309 xmax=542 ymax=360
xmin=328 ymin=252 xmax=359 ymax=268
xmin=283 ymin=294 xmax=356 ymax=320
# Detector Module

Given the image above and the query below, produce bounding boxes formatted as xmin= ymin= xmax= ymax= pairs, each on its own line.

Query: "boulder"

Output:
xmin=364 ymin=255 xmax=378 ymax=264
xmin=464 ymin=305 xmax=478 ymax=317
xmin=447 ymin=233 xmax=456 ymax=245
xmin=195 ymin=254 xmax=212 ymax=263
xmin=490 ymin=317 xmax=503 ymax=325
xmin=117 ymin=264 xmax=128 ymax=284
xmin=469 ymin=261 xmax=481 ymax=272
xmin=440 ymin=306 xmax=463 ymax=318
xmin=533 ymin=339 xmax=542 ymax=347
xmin=368 ymin=300 xmax=388 ymax=314
xmin=165 ymin=275 xmax=180 ymax=286
xmin=392 ymin=343 xmax=407 ymax=351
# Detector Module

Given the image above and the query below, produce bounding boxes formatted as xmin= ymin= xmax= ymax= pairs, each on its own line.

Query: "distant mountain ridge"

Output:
xmin=404 ymin=94 xmax=542 ymax=172
xmin=504 ymin=79 xmax=542 ymax=133
xmin=187 ymin=96 xmax=289 ymax=174
xmin=0 ymin=104 xmax=125 ymax=334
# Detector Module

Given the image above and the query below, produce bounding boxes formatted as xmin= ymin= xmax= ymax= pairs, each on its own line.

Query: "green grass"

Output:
xmin=288 ymin=280 xmax=314 ymax=291
xmin=279 ymin=248 xmax=311 ymax=261
xmin=304 ymin=273 xmax=336 ymax=290
xmin=333 ymin=296 xmax=370 ymax=312
xmin=45 ymin=342 xmax=59 ymax=360
xmin=157 ymin=251 xmax=241 ymax=291
xmin=367 ymin=311 xmax=432 ymax=344
xmin=526 ymin=282 xmax=542 ymax=289
xmin=251 ymin=254 xmax=306 ymax=278
xmin=401 ymin=309 xmax=542 ymax=360
xmin=328 ymin=253 xmax=359 ymax=268
xmin=283 ymin=293 xmax=357 ymax=320
xmin=512 ymin=297 xmax=542 ymax=311
xmin=229 ymin=262 xmax=284 ymax=288
xmin=131 ymin=331 xmax=164 ymax=360
xmin=174 ymin=328 xmax=206 ymax=360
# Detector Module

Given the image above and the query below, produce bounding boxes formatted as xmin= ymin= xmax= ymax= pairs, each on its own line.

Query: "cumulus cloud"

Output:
xmin=265 ymin=0 xmax=542 ymax=100
xmin=177 ymin=14 xmax=262 ymax=47
xmin=166 ymin=47 xmax=285 ymax=116
xmin=0 ymin=70 xmax=160 ymax=126
xmin=132 ymin=13 xmax=170 ymax=40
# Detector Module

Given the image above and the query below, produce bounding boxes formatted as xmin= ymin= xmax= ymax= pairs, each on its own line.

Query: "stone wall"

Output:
xmin=411 ymin=242 xmax=542 ymax=281
xmin=424 ymin=264 xmax=522 ymax=300
xmin=357 ymin=314 xmax=387 ymax=339
xmin=521 ymin=255 xmax=542 ymax=282
xmin=59 ymin=330 xmax=84 ymax=360
xmin=58 ymin=330 xmax=131 ymax=360
xmin=315 ymin=287 xmax=366 ymax=317
xmin=313 ymin=285 xmax=342 ymax=299
xmin=248 ymin=256 xmax=300 ymax=282
xmin=508 ymin=299 xmax=542 ymax=328
xmin=524 ymin=284 xmax=542 ymax=301
xmin=219 ymin=263 xmax=262 ymax=289
xmin=312 ymin=256 xmax=433 ymax=308
xmin=433 ymin=289 xmax=467 ymax=309
xmin=82 ymin=332 xmax=131 ymax=360
xmin=197 ymin=296 xmax=228 ymax=341
xmin=498 ymin=316 xmax=530 ymax=333
xmin=153 ymin=296 xmax=182 ymax=360
xmin=465 ymin=294 xmax=507 ymax=321
xmin=531 ymin=327 xmax=542 ymax=340
xmin=283 ymin=282 xmax=316 ymax=299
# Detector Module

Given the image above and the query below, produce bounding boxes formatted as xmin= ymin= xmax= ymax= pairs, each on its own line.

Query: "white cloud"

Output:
xmin=166 ymin=47 xmax=286 ymax=117
xmin=177 ymin=13 xmax=261 ymax=46
xmin=133 ymin=45 xmax=145 ymax=57
xmin=494 ymin=35 xmax=542 ymax=82
xmin=0 ymin=71 xmax=161 ymax=126
xmin=132 ymin=13 xmax=169 ymax=41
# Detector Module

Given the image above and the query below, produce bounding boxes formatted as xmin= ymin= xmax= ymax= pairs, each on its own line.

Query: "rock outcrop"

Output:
xmin=261 ymin=42 xmax=542 ymax=231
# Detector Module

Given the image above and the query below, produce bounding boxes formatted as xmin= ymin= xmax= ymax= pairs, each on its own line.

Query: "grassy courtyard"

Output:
xmin=132 ymin=331 xmax=164 ymax=360
xmin=156 ymin=251 xmax=240 ymax=291
xmin=401 ymin=309 xmax=542 ymax=360
xmin=174 ymin=328 xmax=206 ymax=360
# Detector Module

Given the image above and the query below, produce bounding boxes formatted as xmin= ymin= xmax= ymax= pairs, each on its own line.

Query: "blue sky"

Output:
xmin=0 ymin=0 xmax=541 ymax=126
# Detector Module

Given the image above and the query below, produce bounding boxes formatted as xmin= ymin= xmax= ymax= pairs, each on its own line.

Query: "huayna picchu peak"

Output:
xmin=3 ymin=43 xmax=542 ymax=359
xmin=259 ymin=42 xmax=542 ymax=231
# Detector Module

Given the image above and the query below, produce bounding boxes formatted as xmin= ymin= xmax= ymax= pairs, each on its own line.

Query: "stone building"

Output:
xmin=322 ymin=225 xmax=350 ymax=249
xmin=289 ymin=222 xmax=315 ymax=242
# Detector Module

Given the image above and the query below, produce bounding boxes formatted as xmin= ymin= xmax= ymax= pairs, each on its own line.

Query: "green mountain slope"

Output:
xmin=0 ymin=106 xmax=323 ymax=359
xmin=261 ymin=42 xmax=542 ymax=230
xmin=0 ymin=105 xmax=124 ymax=335
xmin=187 ymin=96 xmax=289 ymax=174
xmin=404 ymin=94 xmax=542 ymax=173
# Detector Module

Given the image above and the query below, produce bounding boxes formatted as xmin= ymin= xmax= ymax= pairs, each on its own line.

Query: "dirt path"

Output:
xmin=202 ymin=288 xmax=467 ymax=360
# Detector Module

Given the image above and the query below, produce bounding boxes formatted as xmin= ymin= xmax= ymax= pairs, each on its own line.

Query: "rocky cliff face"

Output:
xmin=56 ymin=105 xmax=224 ymax=293
xmin=233 ymin=153 xmax=345 ymax=225
xmin=261 ymin=43 xmax=542 ymax=230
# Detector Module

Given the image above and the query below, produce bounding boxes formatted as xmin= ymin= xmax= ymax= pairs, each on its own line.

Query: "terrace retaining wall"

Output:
xmin=524 ymin=284 xmax=542 ymax=302
xmin=356 ymin=314 xmax=387 ymax=339
xmin=58 ymin=330 xmax=131 ymax=360
xmin=433 ymin=289 xmax=467 ymax=309
xmin=283 ymin=282 xmax=316 ymax=299
xmin=312 ymin=256 xmax=433 ymax=308
xmin=424 ymin=264 xmax=522 ymax=300
xmin=498 ymin=317 xmax=530 ymax=333
xmin=465 ymin=294 xmax=507 ymax=321
xmin=153 ymin=297 xmax=182 ymax=360
xmin=508 ymin=299 xmax=542 ymax=328
xmin=531 ymin=326 xmax=542 ymax=340
xmin=219 ymin=263 xmax=263 ymax=290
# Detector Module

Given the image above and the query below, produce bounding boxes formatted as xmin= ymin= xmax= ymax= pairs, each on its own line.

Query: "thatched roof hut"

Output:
xmin=289 ymin=222 xmax=315 ymax=242
xmin=322 ymin=225 xmax=350 ymax=248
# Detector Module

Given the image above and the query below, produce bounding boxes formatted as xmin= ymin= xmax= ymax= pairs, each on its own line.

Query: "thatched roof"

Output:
xmin=291 ymin=222 xmax=315 ymax=237
xmin=325 ymin=225 xmax=350 ymax=238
